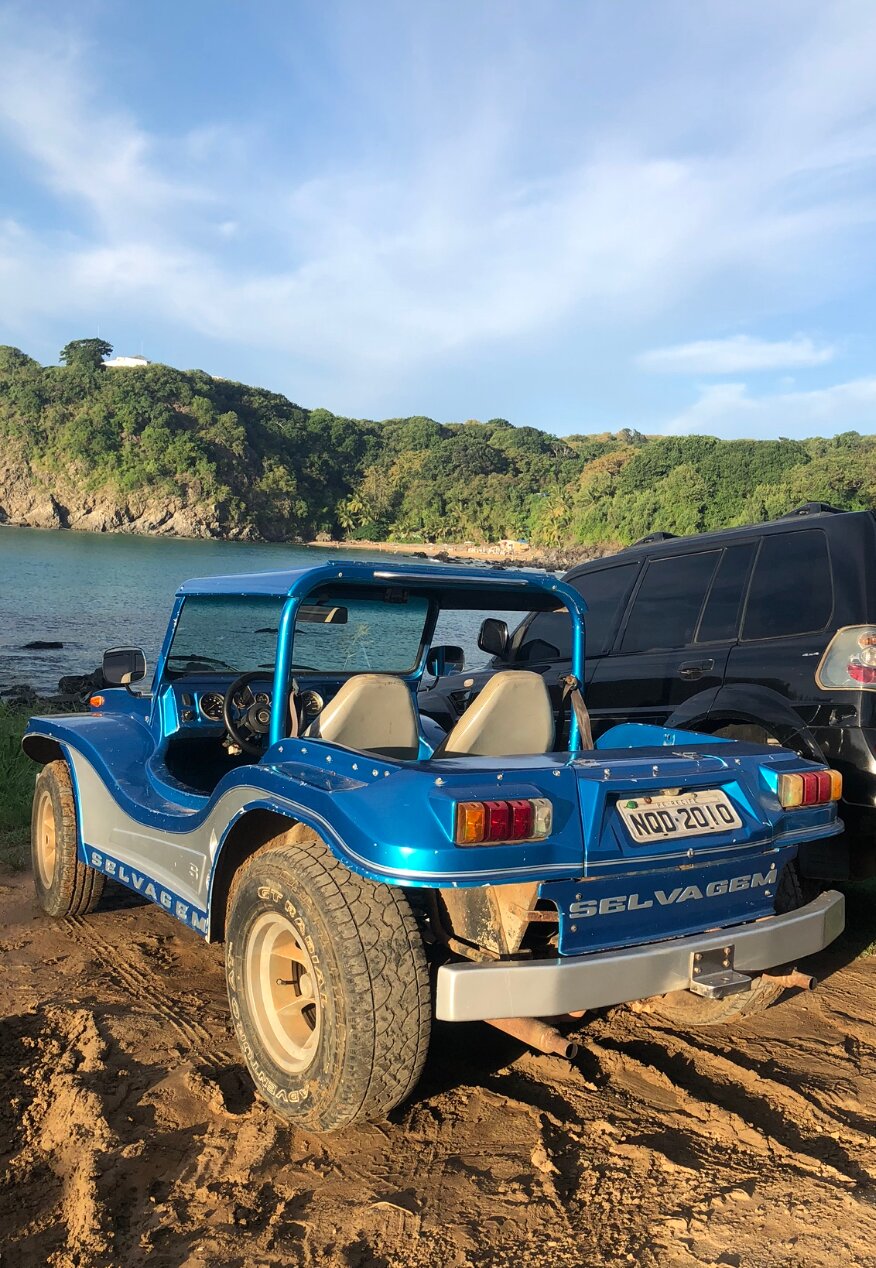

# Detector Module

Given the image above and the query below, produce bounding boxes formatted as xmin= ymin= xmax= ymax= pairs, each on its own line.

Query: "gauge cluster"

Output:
xmin=176 ymin=680 xmax=329 ymax=731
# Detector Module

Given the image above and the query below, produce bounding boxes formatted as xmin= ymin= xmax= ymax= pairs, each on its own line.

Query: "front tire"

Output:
xmin=225 ymin=833 xmax=431 ymax=1132
xmin=32 ymin=760 xmax=105 ymax=917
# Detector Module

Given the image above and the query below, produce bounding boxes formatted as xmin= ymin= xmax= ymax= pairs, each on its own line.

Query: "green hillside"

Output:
xmin=1 ymin=340 xmax=875 ymax=547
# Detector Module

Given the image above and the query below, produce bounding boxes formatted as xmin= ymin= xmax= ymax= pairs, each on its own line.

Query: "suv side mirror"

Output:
xmin=425 ymin=644 xmax=465 ymax=676
xmin=477 ymin=618 xmax=509 ymax=659
xmin=102 ymin=646 xmax=147 ymax=686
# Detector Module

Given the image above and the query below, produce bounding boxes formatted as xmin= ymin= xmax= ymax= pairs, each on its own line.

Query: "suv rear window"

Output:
xmin=742 ymin=530 xmax=833 ymax=640
xmin=620 ymin=552 xmax=719 ymax=653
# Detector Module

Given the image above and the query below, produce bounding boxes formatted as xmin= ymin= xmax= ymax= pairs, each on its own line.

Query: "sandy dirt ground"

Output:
xmin=2 ymin=868 xmax=876 ymax=1268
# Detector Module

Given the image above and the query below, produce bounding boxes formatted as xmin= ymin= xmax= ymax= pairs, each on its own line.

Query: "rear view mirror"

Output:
xmin=478 ymin=618 xmax=509 ymax=659
xmin=102 ymin=646 xmax=147 ymax=686
xmin=297 ymin=604 xmax=348 ymax=625
xmin=426 ymin=644 xmax=465 ymax=676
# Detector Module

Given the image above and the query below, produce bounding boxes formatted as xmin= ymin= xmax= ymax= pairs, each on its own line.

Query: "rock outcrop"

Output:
xmin=0 ymin=457 xmax=257 ymax=541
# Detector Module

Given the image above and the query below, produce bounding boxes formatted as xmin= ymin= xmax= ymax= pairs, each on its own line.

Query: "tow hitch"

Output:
xmin=688 ymin=945 xmax=751 ymax=999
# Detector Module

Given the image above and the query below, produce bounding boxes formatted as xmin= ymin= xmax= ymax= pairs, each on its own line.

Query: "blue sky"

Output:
xmin=1 ymin=1 xmax=876 ymax=439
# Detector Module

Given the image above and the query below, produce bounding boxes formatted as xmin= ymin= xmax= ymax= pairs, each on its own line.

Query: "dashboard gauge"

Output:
xmin=299 ymin=689 xmax=324 ymax=717
xmin=255 ymin=691 xmax=271 ymax=706
xmin=198 ymin=691 xmax=225 ymax=721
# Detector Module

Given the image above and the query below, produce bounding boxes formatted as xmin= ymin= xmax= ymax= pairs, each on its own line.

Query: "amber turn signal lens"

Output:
xmin=89 ymin=695 xmax=105 ymax=708
xmin=456 ymin=801 xmax=486 ymax=844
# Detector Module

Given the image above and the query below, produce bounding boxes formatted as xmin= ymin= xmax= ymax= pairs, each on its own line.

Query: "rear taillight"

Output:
xmin=454 ymin=797 xmax=552 ymax=845
xmin=778 ymin=769 xmax=842 ymax=808
xmin=817 ymin=626 xmax=876 ymax=690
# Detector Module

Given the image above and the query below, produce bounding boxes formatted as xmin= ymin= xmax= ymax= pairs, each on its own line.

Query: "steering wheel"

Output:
xmin=223 ymin=672 xmax=273 ymax=757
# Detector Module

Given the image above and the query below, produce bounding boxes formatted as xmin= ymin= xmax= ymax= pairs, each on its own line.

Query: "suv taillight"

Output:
xmin=816 ymin=626 xmax=876 ymax=690
xmin=778 ymin=769 xmax=842 ymax=808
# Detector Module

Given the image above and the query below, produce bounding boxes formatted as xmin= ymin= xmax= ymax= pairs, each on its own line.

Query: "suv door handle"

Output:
xmin=679 ymin=659 xmax=714 ymax=680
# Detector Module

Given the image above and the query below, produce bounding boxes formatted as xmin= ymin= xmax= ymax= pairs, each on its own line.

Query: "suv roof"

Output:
xmin=567 ymin=506 xmax=875 ymax=574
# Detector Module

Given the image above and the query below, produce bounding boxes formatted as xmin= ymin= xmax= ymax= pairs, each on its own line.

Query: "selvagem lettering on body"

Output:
xmin=569 ymin=865 xmax=778 ymax=919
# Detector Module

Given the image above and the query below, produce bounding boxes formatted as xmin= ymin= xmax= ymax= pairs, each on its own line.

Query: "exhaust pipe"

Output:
xmin=762 ymin=968 xmax=817 ymax=991
xmin=486 ymin=1016 xmax=579 ymax=1060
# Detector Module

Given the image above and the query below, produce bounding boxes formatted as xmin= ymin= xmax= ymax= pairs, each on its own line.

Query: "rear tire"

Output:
xmin=31 ymin=760 xmax=105 ymax=917
xmin=635 ymin=862 xmax=804 ymax=1028
xmin=225 ymin=832 xmax=432 ymax=1132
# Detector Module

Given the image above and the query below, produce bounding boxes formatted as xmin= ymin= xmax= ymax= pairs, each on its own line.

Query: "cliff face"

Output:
xmin=0 ymin=456 xmax=259 ymax=540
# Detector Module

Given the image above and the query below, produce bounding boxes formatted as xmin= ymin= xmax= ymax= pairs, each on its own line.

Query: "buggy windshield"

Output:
xmin=165 ymin=592 xmax=431 ymax=678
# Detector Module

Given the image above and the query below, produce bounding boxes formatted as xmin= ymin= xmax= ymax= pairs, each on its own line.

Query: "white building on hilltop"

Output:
xmin=104 ymin=354 xmax=151 ymax=369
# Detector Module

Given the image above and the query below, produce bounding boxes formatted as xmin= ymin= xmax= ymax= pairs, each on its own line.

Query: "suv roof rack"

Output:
xmin=628 ymin=531 xmax=678 ymax=547
xmin=778 ymin=502 xmax=845 ymax=519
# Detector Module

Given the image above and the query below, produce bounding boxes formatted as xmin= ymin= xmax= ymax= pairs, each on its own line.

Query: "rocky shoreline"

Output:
xmin=0 ymin=669 xmax=99 ymax=711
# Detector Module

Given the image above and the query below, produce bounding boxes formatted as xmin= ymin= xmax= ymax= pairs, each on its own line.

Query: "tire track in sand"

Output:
xmin=64 ymin=913 xmax=227 ymax=1058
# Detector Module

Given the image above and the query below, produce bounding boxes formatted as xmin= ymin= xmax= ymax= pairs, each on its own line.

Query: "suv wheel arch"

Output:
xmin=669 ymin=684 xmax=826 ymax=762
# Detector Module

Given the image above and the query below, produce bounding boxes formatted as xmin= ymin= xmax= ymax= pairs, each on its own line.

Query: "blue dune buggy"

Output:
xmin=23 ymin=561 xmax=845 ymax=1131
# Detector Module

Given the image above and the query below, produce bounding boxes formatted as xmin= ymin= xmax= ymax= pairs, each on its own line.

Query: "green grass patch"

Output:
xmin=0 ymin=705 xmax=36 ymax=871
xmin=0 ymin=704 xmax=35 ymax=828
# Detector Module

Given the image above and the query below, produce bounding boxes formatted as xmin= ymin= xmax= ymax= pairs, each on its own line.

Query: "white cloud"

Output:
xmin=638 ymin=334 xmax=836 ymax=374
xmin=659 ymin=378 xmax=876 ymax=439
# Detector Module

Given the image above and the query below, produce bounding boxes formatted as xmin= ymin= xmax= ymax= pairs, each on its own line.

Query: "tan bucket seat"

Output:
xmin=303 ymin=673 xmax=420 ymax=760
xmin=440 ymin=670 xmax=555 ymax=757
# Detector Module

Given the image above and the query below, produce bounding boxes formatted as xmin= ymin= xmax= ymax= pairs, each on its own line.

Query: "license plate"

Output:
xmin=618 ymin=790 xmax=742 ymax=843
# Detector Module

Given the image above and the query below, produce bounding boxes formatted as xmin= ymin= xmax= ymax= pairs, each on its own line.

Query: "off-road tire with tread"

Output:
xmin=635 ymin=861 xmax=805 ymax=1027
xmin=32 ymin=760 xmax=105 ymax=917
xmin=225 ymin=829 xmax=432 ymax=1131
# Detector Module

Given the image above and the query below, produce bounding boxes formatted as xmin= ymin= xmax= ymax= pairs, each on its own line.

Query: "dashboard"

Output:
xmin=170 ymin=678 xmax=324 ymax=729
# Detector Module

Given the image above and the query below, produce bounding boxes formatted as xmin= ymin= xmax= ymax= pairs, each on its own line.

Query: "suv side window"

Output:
xmin=514 ymin=610 xmax=572 ymax=663
xmin=567 ymin=562 xmax=640 ymax=657
xmin=696 ymin=542 xmax=757 ymax=643
xmin=620 ymin=551 xmax=720 ymax=653
xmin=741 ymin=529 xmax=833 ymax=640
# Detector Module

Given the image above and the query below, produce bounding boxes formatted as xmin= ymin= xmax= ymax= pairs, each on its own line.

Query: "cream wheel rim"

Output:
xmin=242 ymin=910 xmax=321 ymax=1074
xmin=35 ymin=788 xmax=57 ymax=888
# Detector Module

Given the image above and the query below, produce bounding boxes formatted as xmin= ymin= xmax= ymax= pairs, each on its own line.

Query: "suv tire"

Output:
xmin=225 ymin=831 xmax=432 ymax=1131
xmin=32 ymin=760 xmax=105 ymax=917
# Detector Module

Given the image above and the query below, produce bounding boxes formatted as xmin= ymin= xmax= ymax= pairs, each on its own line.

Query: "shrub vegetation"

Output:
xmin=2 ymin=342 xmax=876 ymax=547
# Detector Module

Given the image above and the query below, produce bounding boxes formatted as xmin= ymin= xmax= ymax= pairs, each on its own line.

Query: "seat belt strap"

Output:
xmin=288 ymin=678 xmax=301 ymax=738
xmin=561 ymin=674 xmax=594 ymax=751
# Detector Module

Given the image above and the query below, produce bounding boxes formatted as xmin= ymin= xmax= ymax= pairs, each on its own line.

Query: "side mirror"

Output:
xmin=477 ymin=618 xmax=509 ymax=659
xmin=425 ymin=644 xmax=465 ymax=676
xmin=102 ymin=646 xmax=147 ymax=686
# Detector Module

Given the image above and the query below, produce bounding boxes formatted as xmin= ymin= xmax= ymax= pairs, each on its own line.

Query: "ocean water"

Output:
xmin=0 ymin=526 xmax=512 ymax=693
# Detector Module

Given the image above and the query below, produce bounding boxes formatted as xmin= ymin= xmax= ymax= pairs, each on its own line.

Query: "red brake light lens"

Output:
xmin=454 ymin=797 xmax=551 ymax=845
xmin=483 ymin=800 xmax=512 ymax=842
xmin=510 ymin=799 xmax=534 ymax=839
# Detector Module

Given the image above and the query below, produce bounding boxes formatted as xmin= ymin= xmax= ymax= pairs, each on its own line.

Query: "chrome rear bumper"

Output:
xmin=434 ymin=890 xmax=845 ymax=1022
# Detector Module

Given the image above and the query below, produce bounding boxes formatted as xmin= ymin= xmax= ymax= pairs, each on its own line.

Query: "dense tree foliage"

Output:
xmin=1 ymin=342 xmax=875 ymax=545
xmin=59 ymin=338 xmax=114 ymax=371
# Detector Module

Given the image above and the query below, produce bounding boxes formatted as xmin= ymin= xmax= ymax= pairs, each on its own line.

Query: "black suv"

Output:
xmin=419 ymin=504 xmax=876 ymax=880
